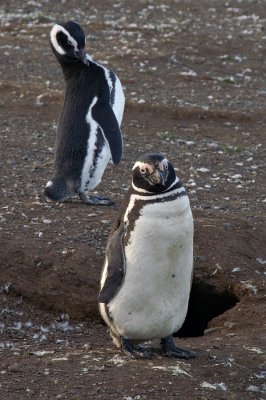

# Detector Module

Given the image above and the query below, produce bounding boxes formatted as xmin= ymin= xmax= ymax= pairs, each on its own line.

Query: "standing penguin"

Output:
xmin=44 ymin=21 xmax=125 ymax=205
xmin=99 ymin=153 xmax=195 ymax=359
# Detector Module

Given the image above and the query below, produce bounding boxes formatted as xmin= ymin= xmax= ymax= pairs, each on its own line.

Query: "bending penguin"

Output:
xmin=44 ymin=21 xmax=125 ymax=205
xmin=99 ymin=153 xmax=195 ymax=359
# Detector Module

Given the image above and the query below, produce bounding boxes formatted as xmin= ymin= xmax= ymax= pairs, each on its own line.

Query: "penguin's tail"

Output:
xmin=44 ymin=177 xmax=75 ymax=201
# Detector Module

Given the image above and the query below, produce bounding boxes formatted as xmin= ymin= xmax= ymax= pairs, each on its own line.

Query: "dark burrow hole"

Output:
xmin=175 ymin=277 xmax=238 ymax=338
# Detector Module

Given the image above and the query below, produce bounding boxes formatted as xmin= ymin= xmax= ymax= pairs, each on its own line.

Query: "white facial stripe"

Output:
xmin=132 ymin=161 xmax=150 ymax=172
xmin=133 ymin=159 xmax=168 ymax=176
xmin=46 ymin=180 xmax=53 ymax=187
xmin=50 ymin=24 xmax=79 ymax=55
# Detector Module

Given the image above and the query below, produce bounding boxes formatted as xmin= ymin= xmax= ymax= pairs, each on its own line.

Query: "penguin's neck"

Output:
xmin=60 ymin=61 xmax=85 ymax=81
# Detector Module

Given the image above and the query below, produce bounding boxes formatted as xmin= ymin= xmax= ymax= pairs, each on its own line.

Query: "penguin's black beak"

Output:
xmin=75 ymin=49 xmax=87 ymax=63
xmin=160 ymin=169 xmax=167 ymax=185
xmin=158 ymin=168 xmax=167 ymax=185
xmin=150 ymin=167 xmax=167 ymax=186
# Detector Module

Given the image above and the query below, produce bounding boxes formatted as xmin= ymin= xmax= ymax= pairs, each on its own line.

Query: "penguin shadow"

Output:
xmin=42 ymin=193 xmax=117 ymax=208
xmin=143 ymin=341 xmax=202 ymax=360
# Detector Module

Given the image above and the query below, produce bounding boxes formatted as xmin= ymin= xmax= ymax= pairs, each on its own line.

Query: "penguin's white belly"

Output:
xmin=109 ymin=197 xmax=193 ymax=340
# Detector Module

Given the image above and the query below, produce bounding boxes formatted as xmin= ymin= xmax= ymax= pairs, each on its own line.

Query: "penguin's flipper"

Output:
xmin=92 ymin=99 xmax=123 ymax=165
xmin=99 ymin=220 xmax=125 ymax=303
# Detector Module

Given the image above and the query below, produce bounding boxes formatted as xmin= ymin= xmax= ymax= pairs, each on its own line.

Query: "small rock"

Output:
xmin=224 ymin=322 xmax=236 ymax=328
xmin=231 ymin=174 xmax=242 ymax=179
xmin=32 ymin=162 xmax=41 ymax=170
xmin=256 ymin=257 xmax=266 ymax=265
xmin=185 ymin=140 xmax=195 ymax=146
xmin=224 ymin=222 xmax=232 ymax=230
xmin=196 ymin=255 xmax=207 ymax=262
xmin=8 ymin=363 xmax=20 ymax=373
xmin=36 ymin=94 xmax=47 ymax=106
xmin=204 ymin=327 xmax=223 ymax=335
xmin=207 ymin=142 xmax=219 ymax=150
xmin=197 ymin=167 xmax=210 ymax=173
xmin=43 ymin=219 xmax=52 ymax=224
xmin=246 ymin=385 xmax=259 ymax=392
xmin=232 ymin=267 xmax=241 ymax=272
xmin=26 ymin=388 xmax=36 ymax=396
xmin=187 ymin=179 xmax=196 ymax=187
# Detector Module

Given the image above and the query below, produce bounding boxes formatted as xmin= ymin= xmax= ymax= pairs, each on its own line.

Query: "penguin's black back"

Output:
xmin=54 ymin=61 xmax=108 ymax=181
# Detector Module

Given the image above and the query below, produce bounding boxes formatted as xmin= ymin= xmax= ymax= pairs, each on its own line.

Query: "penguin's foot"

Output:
xmin=121 ymin=338 xmax=153 ymax=360
xmin=161 ymin=335 xmax=196 ymax=359
xmin=79 ymin=193 xmax=114 ymax=206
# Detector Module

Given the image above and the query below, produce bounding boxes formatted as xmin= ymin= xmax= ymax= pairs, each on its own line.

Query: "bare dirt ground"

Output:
xmin=0 ymin=0 xmax=265 ymax=399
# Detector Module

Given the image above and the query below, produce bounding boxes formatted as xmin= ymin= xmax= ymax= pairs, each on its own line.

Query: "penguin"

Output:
xmin=44 ymin=21 xmax=125 ymax=205
xmin=99 ymin=153 xmax=195 ymax=359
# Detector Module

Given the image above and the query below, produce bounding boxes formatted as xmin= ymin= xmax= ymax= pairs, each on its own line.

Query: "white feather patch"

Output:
xmin=45 ymin=180 xmax=53 ymax=187
xmin=80 ymin=96 xmax=98 ymax=190
xmin=80 ymin=97 xmax=111 ymax=191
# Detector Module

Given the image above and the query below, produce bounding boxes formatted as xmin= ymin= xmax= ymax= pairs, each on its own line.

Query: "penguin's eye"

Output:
xmin=140 ymin=167 xmax=146 ymax=174
xmin=67 ymin=39 xmax=73 ymax=46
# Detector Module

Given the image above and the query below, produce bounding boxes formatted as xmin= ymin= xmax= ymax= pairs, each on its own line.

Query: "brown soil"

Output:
xmin=0 ymin=1 xmax=265 ymax=399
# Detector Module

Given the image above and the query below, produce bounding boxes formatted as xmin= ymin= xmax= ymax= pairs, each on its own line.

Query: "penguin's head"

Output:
xmin=132 ymin=153 xmax=177 ymax=193
xmin=50 ymin=21 xmax=86 ymax=63
xmin=44 ymin=177 xmax=75 ymax=202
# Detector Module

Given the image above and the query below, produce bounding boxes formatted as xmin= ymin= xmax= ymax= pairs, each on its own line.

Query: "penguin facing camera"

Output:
xmin=99 ymin=153 xmax=195 ymax=359
xmin=44 ymin=21 xmax=125 ymax=205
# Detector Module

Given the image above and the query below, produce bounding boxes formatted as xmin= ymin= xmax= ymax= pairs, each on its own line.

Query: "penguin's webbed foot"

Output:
xmin=161 ymin=335 xmax=196 ymax=359
xmin=79 ymin=193 xmax=114 ymax=206
xmin=122 ymin=338 xmax=153 ymax=360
